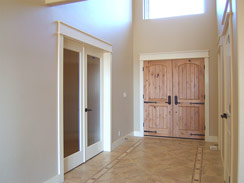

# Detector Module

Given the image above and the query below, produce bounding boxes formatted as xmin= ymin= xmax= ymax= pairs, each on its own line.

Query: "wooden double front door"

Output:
xmin=144 ymin=59 xmax=205 ymax=139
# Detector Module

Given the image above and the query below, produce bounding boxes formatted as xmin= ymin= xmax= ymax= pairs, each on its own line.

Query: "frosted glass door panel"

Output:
xmin=63 ymin=49 xmax=80 ymax=158
xmin=87 ymin=55 xmax=100 ymax=146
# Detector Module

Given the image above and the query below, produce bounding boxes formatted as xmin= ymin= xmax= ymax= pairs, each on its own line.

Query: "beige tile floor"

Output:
xmin=64 ymin=136 xmax=224 ymax=183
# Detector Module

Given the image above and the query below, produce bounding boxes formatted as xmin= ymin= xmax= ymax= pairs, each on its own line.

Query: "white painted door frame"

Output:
xmin=137 ymin=50 xmax=214 ymax=142
xmin=56 ymin=21 xmax=112 ymax=182
xmin=217 ymin=37 xmax=225 ymax=162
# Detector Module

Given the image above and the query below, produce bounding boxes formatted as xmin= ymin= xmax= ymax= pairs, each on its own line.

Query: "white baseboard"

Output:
xmin=44 ymin=174 xmax=62 ymax=183
xmin=111 ymin=131 xmax=134 ymax=150
xmin=133 ymin=131 xmax=143 ymax=137
xmin=205 ymin=136 xmax=218 ymax=142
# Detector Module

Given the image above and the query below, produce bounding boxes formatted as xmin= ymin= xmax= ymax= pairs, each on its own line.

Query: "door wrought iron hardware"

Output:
xmin=221 ymin=113 xmax=228 ymax=119
xmin=189 ymin=102 xmax=205 ymax=105
xmin=190 ymin=133 xmax=205 ymax=136
xmin=144 ymin=130 xmax=157 ymax=133
xmin=165 ymin=95 xmax=171 ymax=105
xmin=175 ymin=96 xmax=181 ymax=105
xmin=85 ymin=108 xmax=92 ymax=112
xmin=144 ymin=101 xmax=157 ymax=104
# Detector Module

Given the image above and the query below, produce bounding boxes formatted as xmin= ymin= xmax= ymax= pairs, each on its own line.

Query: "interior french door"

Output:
xmin=63 ymin=40 xmax=84 ymax=173
xmin=63 ymin=40 xmax=103 ymax=173
xmin=85 ymin=46 xmax=103 ymax=161
xmin=144 ymin=58 xmax=205 ymax=139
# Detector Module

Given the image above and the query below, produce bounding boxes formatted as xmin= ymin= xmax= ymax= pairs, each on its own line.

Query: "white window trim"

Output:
xmin=137 ymin=50 xmax=216 ymax=142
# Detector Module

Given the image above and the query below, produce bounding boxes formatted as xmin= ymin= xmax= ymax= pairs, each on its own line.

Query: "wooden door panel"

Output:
xmin=173 ymin=59 xmax=205 ymax=139
xmin=144 ymin=60 xmax=172 ymax=137
xmin=144 ymin=104 xmax=171 ymax=136
xmin=148 ymin=65 xmax=167 ymax=99
xmin=178 ymin=64 xmax=201 ymax=100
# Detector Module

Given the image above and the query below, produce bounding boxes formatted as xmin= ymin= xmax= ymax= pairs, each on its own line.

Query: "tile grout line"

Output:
xmin=191 ymin=145 xmax=204 ymax=183
xmin=85 ymin=140 xmax=143 ymax=183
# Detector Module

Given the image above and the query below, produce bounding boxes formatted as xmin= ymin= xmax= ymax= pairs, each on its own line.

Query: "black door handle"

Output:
xmin=165 ymin=96 xmax=171 ymax=105
xmin=221 ymin=113 xmax=228 ymax=119
xmin=175 ymin=96 xmax=180 ymax=105
xmin=85 ymin=108 xmax=92 ymax=112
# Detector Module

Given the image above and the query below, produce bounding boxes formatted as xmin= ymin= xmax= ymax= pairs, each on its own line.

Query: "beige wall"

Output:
xmin=133 ymin=0 xmax=219 ymax=136
xmin=235 ymin=0 xmax=244 ymax=182
xmin=236 ymin=0 xmax=244 ymax=181
xmin=231 ymin=0 xmax=239 ymax=182
xmin=0 ymin=0 xmax=133 ymax=182
xmin=216 ymin=0 xmax=226 ymax=36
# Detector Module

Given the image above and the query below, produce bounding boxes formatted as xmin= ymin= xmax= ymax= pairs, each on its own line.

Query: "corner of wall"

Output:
xmin=111 ymin=131 xmax=134 ymax=150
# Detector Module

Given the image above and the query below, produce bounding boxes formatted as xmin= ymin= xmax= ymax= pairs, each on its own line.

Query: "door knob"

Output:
xmin=221 ymin=113 xmax=228 ymax=119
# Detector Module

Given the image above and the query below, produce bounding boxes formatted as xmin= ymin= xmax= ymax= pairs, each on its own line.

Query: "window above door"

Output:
xmin=144 ymin=0 xmax=205 ymax=20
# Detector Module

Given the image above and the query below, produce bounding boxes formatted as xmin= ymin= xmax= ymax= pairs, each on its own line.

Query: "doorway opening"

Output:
xmin=143 ymin=58 xmax=205 ymax=139
xmin=139 ymin=50 xmax=211 ymax=141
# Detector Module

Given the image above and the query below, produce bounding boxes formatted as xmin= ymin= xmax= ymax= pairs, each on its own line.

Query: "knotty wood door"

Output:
xmin=144 ymin=60 xmax=173 ymax=137
xmin=144 ymin=59 xmax=205 ymax=139
xmin=172 ymin=59 xmax=205 ymax=139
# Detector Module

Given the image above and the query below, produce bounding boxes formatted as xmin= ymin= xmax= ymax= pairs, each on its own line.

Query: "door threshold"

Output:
xmin=144 ymin=135 xmax=205 ymax=141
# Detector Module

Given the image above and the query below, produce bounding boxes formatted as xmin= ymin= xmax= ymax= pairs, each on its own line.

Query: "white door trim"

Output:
xmin=57 ymin=21 xmax=112 ymax=181
xmin=138 ymin=50 xmax=211 ymax=141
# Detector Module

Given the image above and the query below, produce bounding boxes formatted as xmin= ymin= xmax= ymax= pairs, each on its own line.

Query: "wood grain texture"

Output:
xmin=144 ymin=59 xmax=205 ymax=139
xmin=173 ymin=59 xmax=205 ymax=139
xmin=144 ymin=60 xmax=172 ymax=137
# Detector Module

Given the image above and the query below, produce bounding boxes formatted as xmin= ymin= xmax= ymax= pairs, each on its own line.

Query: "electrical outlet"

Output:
xmin=210 ymin=145 xmax=218 ymax=150
xmin=118 ymin=131 xmax=120 ymax=137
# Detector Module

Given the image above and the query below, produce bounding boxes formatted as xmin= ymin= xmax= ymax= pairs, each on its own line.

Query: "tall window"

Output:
xmin=144 ymin=0 xmax=205 ymax=19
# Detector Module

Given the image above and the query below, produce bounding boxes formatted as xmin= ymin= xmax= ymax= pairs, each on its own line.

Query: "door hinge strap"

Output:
xmin=144 ymin=101 xmax=157 ymax=104
xmin=144 ymin=130 xmax=157 ymax=133
xmin=189 ymin=102 xmax=205 ymax=105
xmin=190 ymin=133 xmax=205 ymax=136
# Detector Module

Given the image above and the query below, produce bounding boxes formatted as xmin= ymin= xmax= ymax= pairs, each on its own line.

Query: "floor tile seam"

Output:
xmin=84 ymin=139 xmax=143 ymax=183
xmin=191 ymin=145 xmax=204 ymax=183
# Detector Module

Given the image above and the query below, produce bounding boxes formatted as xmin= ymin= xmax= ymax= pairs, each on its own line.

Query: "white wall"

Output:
xmin=133 ymin=0 xmax=219 ymax=136
xmin=0 ymin=0 xmax=133 ymax=182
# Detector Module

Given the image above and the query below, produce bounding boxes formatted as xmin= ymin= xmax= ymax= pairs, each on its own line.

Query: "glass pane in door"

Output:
xmin=63 ymin=49 xmax=80 ymax=158
xmin=87 ymin=55 xmax=100 ymax=146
